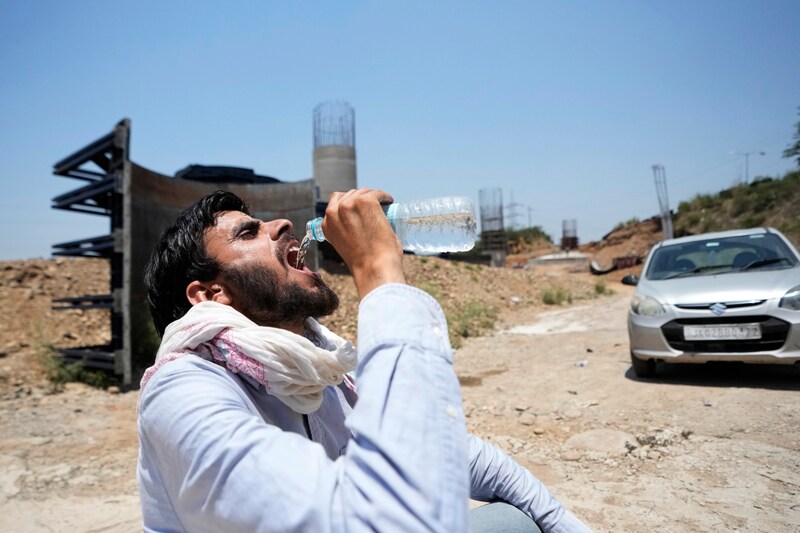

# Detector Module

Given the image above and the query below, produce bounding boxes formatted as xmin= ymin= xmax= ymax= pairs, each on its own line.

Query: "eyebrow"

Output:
xmin=229 ymin=218 xmax=261 ymax=240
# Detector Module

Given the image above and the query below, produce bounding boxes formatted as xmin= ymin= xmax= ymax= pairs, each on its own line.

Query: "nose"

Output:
xmin=263 ymin=219 xmax=292 ymax=240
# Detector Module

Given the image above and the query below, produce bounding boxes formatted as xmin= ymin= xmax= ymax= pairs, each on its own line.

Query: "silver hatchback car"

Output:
xmin=627 ymin=227 xmax=800 ymax=377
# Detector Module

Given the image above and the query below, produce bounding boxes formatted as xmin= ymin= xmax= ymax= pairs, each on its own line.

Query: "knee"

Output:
xmin=469 ymin=502 xmax=541 ymax=533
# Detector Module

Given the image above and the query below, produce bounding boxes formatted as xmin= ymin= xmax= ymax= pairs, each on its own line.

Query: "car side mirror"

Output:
xmin=621 ymin=274 xmax=639 ymax=286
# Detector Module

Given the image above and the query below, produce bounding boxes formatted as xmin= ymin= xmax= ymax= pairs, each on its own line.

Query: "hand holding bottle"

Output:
xmin=307 ymin=196 xmax=477 ymax=253
xmin=321 ymin=189 xmax=406 ymax=299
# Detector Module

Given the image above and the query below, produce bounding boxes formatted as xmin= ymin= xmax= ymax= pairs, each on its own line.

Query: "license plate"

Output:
xmin=683 ymin=324 xmax=761 ymax=341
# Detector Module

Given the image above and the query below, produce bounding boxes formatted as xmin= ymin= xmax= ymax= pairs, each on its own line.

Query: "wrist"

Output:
xmin=352 ymin=257 xmax=406 ymax=300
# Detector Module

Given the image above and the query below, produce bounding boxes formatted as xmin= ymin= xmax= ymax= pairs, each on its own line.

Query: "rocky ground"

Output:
xmin=1 ymin=252 xmax=799 ymax=532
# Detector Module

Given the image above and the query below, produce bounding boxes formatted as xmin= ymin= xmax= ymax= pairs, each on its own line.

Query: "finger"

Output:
xmin=343 ymin=188 xmax=392 ymax=208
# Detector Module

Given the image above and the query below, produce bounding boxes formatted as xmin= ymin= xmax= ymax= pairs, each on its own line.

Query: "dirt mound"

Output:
xmin=580 ymin=216 xmax=664 ymax=272
xmin=0 ymin=258 xmax=110 ymax=396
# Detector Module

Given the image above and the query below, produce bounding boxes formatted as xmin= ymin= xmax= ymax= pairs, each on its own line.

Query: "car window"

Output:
xmin=645 ymin=233 xmax=799 ymax=280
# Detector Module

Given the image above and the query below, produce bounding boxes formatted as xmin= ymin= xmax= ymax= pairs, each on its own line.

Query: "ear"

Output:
xmin=186 ymin=280 xmax=234 ymax=306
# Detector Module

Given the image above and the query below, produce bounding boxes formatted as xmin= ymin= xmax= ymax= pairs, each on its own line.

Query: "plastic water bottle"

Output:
xmin=305 ymin=196 xmax=478 ymax=253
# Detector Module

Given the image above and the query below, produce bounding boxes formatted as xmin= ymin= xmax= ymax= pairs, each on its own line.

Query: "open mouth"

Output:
xmin=287 ymin=243 xmax=304 ymax=271
xmin=282 ymin=236 xmax=319 ymax=279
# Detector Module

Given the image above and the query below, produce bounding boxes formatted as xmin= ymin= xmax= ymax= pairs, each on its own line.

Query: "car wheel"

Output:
xmin=630 ymin=352 xmax=656 ymax=378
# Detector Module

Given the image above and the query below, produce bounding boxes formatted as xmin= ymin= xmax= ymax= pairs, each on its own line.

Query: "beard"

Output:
xmin=220 ymin=261 xmax=339 ymax=328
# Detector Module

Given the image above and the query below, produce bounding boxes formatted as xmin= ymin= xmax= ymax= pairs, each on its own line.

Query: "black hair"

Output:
xmin=144 ymin=190 xmax=249 ymax=336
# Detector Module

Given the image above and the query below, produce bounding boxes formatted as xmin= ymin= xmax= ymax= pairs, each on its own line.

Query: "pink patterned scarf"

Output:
xmin=139 ymin=301 xmax=357 ymax=414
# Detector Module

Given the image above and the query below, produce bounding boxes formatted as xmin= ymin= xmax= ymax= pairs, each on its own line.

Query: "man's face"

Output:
xmin=203 ymin=211 xmax=339 ymax=328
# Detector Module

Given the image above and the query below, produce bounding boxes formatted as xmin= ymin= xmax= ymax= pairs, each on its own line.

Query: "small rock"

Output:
xmin=562 ymin=450 xmax=583 ymax=462
xmin=565 ymin=429 xmax=637 ymax=456
xmin=518 ymin=412 xmax=537 ymax=426
xmin=107 ymin=386 xmax=121 ymax=395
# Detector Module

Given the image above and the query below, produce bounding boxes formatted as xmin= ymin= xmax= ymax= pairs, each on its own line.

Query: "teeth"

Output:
xmin=289 ymin=246 xmax=299 ymax=253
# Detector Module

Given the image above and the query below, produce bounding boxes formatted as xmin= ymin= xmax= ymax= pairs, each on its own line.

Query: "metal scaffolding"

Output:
xmin=479 ymin=188 xmax=508 ymax=266
xmin=50 ymin=119 xmax=129 ymax=372
xmin=313 ymin=101 xmax=355 ymax=149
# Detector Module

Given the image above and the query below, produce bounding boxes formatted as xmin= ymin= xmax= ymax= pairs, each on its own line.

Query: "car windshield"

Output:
xmin=645 ymin=232 xmax=799 ymax=281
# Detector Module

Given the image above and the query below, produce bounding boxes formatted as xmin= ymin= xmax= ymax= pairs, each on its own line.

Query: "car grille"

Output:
xmin=674 ymin=299 xmax=765 ymax=310
xmin=661 ymin=316 xmax=790 ymax=353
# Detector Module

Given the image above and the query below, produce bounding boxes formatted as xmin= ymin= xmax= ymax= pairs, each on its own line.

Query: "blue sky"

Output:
xmin=1 ymin=0 xmax=798 ymax=260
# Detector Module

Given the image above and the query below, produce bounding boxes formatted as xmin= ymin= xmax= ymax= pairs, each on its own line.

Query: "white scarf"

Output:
xmin=139 ymin=301 xmax=357 ymax=414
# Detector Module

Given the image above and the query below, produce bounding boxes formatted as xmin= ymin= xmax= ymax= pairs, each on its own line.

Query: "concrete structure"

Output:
xmin=561 ymin=219 xmax=579 ymax=250
xmin=529 ymin=250 xmax=590 ymax=271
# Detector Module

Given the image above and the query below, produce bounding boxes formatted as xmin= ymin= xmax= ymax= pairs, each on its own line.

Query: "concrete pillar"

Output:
xmin=313 ymin=145 xmax=357 ymax=201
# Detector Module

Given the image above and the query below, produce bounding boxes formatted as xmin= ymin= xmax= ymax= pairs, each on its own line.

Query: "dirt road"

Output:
xmin=2 ymin=286 xmax=799 ymax=532
xmin=458 ymin=286 xmax=800 ymax=531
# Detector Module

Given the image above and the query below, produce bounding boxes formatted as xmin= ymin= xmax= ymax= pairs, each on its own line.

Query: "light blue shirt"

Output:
xmin=137 ymin=284 xmax=590 ymax=532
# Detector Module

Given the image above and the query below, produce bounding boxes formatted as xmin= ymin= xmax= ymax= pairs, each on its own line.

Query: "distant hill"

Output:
xmin=673 ymin=169 xmax=800 ymax=246
xmin=583 ymin=168 xmax=800 ymax=270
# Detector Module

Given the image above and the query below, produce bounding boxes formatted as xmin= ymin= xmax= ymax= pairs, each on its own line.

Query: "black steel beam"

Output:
xmin=52 ymin=294 xmax=113 ymax=310
xmin=51 ymin=176 xmax=115 ymax=213
xmin=57 ymin=346 xmax=116 ymax=371
xmin=59 ymin=169 xmax=108 ymax=182
xmin=52 ymin=205 xmax=111 ymax=216
xmin=53 ymin=131 xmax=114 ymax=176
xmin=52 ymin=234 xmax=114 ymax=257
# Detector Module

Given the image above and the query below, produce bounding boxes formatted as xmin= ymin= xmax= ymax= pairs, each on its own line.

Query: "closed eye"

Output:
xmin=232 ymin=219 xmax=262 ymax=240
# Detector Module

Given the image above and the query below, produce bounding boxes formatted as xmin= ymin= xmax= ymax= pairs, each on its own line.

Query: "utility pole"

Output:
xmin=742 ymin=150 xmax=765 ymax=184
xmin=652 ymin=164 xmax=673 ymax=240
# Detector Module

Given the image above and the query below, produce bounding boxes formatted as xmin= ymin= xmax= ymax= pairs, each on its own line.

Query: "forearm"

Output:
xmin=467 ymin=434 xmax=592 ymax=533
xmin=338 ymin=283 xmax=470 ymax=531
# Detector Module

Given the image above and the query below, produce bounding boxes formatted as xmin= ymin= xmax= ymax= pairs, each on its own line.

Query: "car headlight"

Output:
xmin=779 ymin=284 xmax=800 ymax=310
xmin=631 ymin=292 xmax=665 ymax=316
